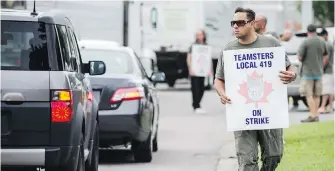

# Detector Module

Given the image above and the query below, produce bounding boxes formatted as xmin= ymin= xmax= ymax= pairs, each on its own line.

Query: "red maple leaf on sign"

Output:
xmin=238 ymin=71 xmax=273 ymax=108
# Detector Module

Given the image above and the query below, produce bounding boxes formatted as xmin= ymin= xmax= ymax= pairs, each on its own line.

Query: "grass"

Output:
xmin=276 ymin=121 xmax=334 ymax=171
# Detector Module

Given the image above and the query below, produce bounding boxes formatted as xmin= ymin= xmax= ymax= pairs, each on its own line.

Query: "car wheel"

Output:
xmin=302 ymin=97 xmax=308 ymax=107
xmin=76 ymin=135 xmax=85 ymax=171
xmin=205 ymin=84 xmax=212 ymax=90
xmin=167 ymin=80 xmax=176 ymax=88
xmin=85 ymin=123 xmax=99 ymax=171
xmin=131 ymin=133 xmax=152 ymax=163
xmin=152 ymin=132 xmax=158 ymax=152
xmin=47 ymin=134 xmax=85 ymax=171
xmin=302 ymin=97 xmax=329 ymax=108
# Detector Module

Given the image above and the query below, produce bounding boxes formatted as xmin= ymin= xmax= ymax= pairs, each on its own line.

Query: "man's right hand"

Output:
xmin=189 ymin=69 xmax=195 ymax=76
xmin=220 ymin=93 xmax=231 ymax=104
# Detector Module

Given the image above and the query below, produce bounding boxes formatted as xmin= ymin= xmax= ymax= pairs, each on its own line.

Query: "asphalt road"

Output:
xmin=99 ymin=81 xmax=334 ymax=171
xmin=32 ymin=81 xmax=332 ymax=171
xmin=99 ymin=82 xmax=229 ymax=171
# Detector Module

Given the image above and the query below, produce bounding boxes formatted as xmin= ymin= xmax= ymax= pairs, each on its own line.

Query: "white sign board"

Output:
xmin=223 ymin=47 xmax=289 ymax=131
xmin=191 ymin=44 xmax=212 ymax=77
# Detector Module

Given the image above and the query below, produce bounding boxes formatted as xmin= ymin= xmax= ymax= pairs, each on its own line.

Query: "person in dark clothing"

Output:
xmin=187 ymin=30 xmax=209 ymax=114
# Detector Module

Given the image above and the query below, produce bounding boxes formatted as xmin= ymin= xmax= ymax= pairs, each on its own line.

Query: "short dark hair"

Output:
xmin=234 ymin=7 xmax=256 ymax=21
xmin=320 ymin=28 xmax=328 ymax=36
xmin=307 ymin=24 xmax=317 ymax=32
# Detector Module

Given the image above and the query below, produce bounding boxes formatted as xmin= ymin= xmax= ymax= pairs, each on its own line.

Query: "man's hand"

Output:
xmin=189 ymin=69 xmax=195 ymax=76
xmin=279 ymin=70 xmax=296 ymax=84
xmin=220 ymin=93 xmax=231 ymax=104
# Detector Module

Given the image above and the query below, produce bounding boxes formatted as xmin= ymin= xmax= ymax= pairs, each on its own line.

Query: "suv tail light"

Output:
xmin=110 ymin=87 xmax=144 ymax=103
xmin=51 ymin=90 xmax=73 ymax=122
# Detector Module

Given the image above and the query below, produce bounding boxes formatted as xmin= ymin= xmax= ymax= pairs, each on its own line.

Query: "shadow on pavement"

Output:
xmin=99 ymin=149 xmax=138 ymax=165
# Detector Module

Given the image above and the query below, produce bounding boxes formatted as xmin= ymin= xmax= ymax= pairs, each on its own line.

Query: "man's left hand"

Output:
xmin=279 ymin=70 xmax=296 ymax=84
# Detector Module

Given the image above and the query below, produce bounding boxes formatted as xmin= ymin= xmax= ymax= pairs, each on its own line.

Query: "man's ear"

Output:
xmin=250 ymin=20 xmax=255 ymax=26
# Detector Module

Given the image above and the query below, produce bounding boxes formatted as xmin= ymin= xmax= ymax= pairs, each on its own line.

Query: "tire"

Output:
xmin=167 ymin=79 xmax=176 ymax=88
xmin=302 ymin=97 xmax=308 ymax=107
xmin=152 ymin=132 xmax=158 ymax=152
xmin=85 ymin=123 xmax=99 ymax=171
xmin=76 ymin=135 xmax=85 ymax=171
xmin=302 ymin=97 xmax=329 ymax=108
xmin=205 ymin=84 xmax=212 ymax=90
xmin=131 ymin=133 xmax=152 ymax=163
xmin=47 ymin=135 xmax=85 ymax=171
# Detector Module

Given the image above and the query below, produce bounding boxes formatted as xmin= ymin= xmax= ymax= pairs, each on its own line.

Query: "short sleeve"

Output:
xmin=215 ymin=50 xmax=225 ymax=80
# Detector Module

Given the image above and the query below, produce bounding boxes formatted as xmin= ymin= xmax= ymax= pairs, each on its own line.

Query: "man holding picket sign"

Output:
xmin=214 ymin=7 xmax=296 ymax=171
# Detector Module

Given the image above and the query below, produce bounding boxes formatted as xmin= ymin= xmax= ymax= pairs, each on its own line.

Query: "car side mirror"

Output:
xmin=150 ymin=71 xmax=165 ymax=82
xmin=83 ymin=61 xmax=106 ymax=75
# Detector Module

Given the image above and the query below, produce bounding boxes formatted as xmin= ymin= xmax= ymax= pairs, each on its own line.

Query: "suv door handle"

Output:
xmin=2 ymin=92 xmax=24 ymax=105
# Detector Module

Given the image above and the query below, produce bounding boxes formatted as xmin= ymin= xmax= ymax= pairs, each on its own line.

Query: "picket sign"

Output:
xmin=191 ymin=44 xmax=212 ymax=77
xmin=223 ymin=47 xmax=289 ymax=131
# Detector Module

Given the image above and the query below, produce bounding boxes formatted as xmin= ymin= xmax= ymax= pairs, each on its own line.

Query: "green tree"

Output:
xmin=297 ymin=0 xmax=334 ymax=26
xmin=313 ymin=0 xmax=334 ymax=26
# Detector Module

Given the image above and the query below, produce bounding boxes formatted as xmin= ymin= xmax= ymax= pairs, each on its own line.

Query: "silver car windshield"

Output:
xmin=81 ymin=49 xmax=133 ymax=75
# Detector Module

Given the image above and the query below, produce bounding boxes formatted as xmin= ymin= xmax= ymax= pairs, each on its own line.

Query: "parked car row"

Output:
xmin=79 ymin=40 xmax=165 ymax=162
xmin=1 ymin=8 xmax=165 ymax=171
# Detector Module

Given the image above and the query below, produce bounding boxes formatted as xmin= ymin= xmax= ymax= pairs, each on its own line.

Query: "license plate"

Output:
xmin=1 ymin=111 xmax=10 ymax=136
xmin=93 ymin=91 xmax=101 ymax=103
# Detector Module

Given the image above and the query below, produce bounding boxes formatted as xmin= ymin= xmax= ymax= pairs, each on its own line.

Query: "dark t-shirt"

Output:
xmin=297 ymin=35 xmax=328 ymax=77
xmin=215 ymin=35 xmax=291 ymax=80
xmin=324 ymin=41 xmax=334 ymax=74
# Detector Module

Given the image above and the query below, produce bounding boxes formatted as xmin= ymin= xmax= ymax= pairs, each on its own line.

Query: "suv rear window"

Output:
xmin=1 ymin=21 xmax=49 ymax=70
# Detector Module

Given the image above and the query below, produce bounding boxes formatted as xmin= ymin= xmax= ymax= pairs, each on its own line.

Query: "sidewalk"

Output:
xmin=216 ymin=103 xmax=334 ymax=171
xmin=216 ymin=134 xmax=238 ymax=171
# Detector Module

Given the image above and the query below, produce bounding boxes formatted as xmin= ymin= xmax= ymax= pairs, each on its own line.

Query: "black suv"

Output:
xmin=1 ymin=9 xmax=105 ymax=171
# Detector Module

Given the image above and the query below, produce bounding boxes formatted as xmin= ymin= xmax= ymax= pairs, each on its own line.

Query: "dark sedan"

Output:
xmin=79 ymin=40 xmax=165 ymax=163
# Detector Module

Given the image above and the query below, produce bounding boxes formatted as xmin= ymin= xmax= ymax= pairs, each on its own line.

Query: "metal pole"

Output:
xmin=123 ymin=1 xmax=130 ymax=46
xmin=140 ymin=2 xmax=144 ymax=51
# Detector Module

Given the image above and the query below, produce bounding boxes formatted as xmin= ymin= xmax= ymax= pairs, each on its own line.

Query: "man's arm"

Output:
xmin=214 ymin=51 xmax=226 ymax=96
xmin=214 ymin=51 xmax=231 ymax=104
xmin=187 ymin=45 xmax=193 ymax=72
xmin=297 ymin=41 xmax=306 ymax=62
xmin=215 ymin=78 xmax=226 ymax=96
xmin=323 ymin=41 xmax=329 ymax=67
xmin=187 ymin=52 xmax=191 ymax=70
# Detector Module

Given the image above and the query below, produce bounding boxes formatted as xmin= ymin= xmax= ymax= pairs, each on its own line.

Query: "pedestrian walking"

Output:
xmin=298 ymin=24 xmax=329 ymax=122
xmin=187 ymin=30 xmax=209 ymax=114
xmin=318 ymin=28 xmax=334 ymax=113
xmin=214 ymin=7 xmax=296 ymax=170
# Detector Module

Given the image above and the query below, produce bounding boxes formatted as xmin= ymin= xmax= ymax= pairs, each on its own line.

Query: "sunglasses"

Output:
xmin=230 ymin=20 xmax=253 ymax=27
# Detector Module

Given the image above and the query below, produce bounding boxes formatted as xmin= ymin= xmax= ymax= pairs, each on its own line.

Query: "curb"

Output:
xmin=216 ymin=134 xmax=238 ymax=171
